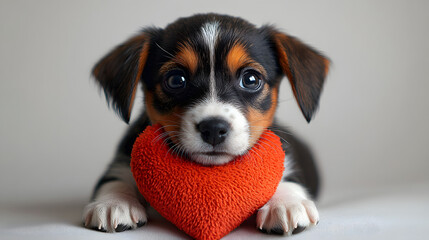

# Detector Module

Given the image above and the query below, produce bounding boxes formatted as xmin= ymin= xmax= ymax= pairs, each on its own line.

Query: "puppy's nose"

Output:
xmin=197 ymin=118 xmax=230 ymax=147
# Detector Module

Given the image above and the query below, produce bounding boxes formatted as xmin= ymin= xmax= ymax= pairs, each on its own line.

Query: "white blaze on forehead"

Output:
xmin=200 ymin=21 xmax=220 ymax=100
xmin=175 ymin=22 xmax=250 ymax=165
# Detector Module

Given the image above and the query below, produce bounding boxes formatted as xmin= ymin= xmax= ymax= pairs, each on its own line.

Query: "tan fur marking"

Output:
xmin=227 ymin=43 xmax=251 ymax=73
xmin=324 ymin=58 xmax=330 ymax=76
xmin=256 ymin=84 xmax=270 ymax=103
xmin=247 ymin=85 xmax=279 ymax=147
xmin=144 ymin=91 xmax=183 ymax=143
xmin=227 ymin=43 xmax=267 ymax=77
xmin=160 ymin=42 xmax=198 ymax=75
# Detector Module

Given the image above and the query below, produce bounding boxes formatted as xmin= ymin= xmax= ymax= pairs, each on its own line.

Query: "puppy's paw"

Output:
xmin=256 ymin=182 xmax=319 ymax=235
xmin=82 ymin=193 xmax=147 ymax=233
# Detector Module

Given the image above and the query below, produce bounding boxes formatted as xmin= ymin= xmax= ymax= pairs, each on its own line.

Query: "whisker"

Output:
xmin=178 ymin=144 xmax=187 ymax=160
xmin=155 ymin=42 xmax=175 ymax=58
xmin=247 ymin=147 xmax=263 ymax=164
xmin=151 ymin=131 xmax=170 ymax=144
xmin=160 ymin=133 xmax=180 ymax=147
xmin=257 ymin=137 xmax=282 ymax=152
xmin=247 ymin=143 xmax=265 ymax=169
xmin=248 ymin=125 xmax=291 ymax=145
xmin=153 ymin=124 xmax=179 ymax=134
xmin=254 ymin=142 xmax=271 ymax=158
xmin=152 ymin=130 xmax=179 ymax=144
xmin=249 ymin=130 xmax=289 ymax=145
xmin=268 ymin=129 xmax=293 ymax=136
xmin=246 ymin=122 xmax=294 ymax=136
xmin=165 ymin=140 xmax=181 ymax=158
xmin=154 ymin=133 xmax=179 ymax=150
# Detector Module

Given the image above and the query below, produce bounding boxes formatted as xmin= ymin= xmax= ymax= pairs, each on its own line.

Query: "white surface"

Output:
xmin=1 ymin=0 xmax=429 ymax=239
xmin=1 ymin=183 xmax=428 ymax=240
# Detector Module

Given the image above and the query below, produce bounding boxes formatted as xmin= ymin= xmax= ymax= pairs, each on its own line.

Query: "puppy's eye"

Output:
xmin=239 ymin=71 xmax=262 ymax=90
xmin=164 ymin=70 xmax=187 ymax=91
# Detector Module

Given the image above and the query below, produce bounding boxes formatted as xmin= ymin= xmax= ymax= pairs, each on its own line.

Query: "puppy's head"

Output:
xmin=93 ymin=14 xmax=329 ymax=165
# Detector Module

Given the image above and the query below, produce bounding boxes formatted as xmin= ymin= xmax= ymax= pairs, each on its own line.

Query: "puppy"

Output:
xmin=83 ymin=13 xmax=329 ymax=235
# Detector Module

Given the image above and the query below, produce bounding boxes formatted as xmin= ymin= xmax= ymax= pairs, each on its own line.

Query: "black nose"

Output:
xmin=197 ymin=118 xmax=230 ymax=147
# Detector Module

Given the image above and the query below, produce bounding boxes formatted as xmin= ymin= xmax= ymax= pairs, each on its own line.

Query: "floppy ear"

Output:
xmin=271 ymin=30 xmax=330 ymax=122
xmin=92 ymin=32 xmax=151 ymax=123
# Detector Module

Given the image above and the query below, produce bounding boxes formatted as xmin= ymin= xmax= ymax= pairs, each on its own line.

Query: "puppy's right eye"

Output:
xmin=164 ymin=70 xmax=187 ymax=92
xmin=239 ymin=70 xmax=263 ymax=91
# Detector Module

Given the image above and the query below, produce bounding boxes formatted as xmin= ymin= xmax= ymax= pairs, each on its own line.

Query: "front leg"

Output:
xmin=83 ymin=114 xmax=151 ymax=232
xmin=259 ymin=123 xmax=321 ymax=235
xmin=82 ymin=161 xmax=148 ymax=232
xmin=257 ymin=181 xmax=319 ymax=235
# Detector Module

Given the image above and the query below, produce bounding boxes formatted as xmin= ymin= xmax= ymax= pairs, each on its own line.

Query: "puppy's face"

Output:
xmin=143 ymin=18 xmax=281 ymax=165
xmin=93 ymin=14 xmax=329 ymax=165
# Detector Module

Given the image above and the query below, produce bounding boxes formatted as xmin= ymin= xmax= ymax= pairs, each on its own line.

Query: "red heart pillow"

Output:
xmin=131 ymin=124 xmax=285 ymax=240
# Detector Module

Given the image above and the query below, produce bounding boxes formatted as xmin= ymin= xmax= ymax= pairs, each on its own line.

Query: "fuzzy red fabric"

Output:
xmin=131 ymin=124 xmax=285 ymax=240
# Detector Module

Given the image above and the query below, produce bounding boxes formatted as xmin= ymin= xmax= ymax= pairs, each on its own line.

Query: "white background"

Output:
xmin=1 ymin=0 xmax=428 ymax=209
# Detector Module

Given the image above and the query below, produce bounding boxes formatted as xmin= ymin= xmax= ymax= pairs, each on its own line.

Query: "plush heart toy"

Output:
xmin=130 ymin=124 xmax=285 ymax=240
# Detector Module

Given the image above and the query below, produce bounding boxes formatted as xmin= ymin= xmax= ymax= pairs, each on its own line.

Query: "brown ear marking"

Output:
xmin=129 ymin=41 xmax=150 ymax=118
xmin=92 ymin=34 xmax=151 ymax=123
xmin=272 ymin=32 xmax=330 ymax=122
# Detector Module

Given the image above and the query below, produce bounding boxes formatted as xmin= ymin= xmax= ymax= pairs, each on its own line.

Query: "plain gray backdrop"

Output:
xmin=1 ymin=0 xmax=428 ymax=209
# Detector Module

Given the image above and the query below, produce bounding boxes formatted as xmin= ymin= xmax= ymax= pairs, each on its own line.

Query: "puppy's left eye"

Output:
xmin=164 ymin=70 xmax=187 ymax=91
xmin=239 ymin=71 xmax=262 ymax=90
